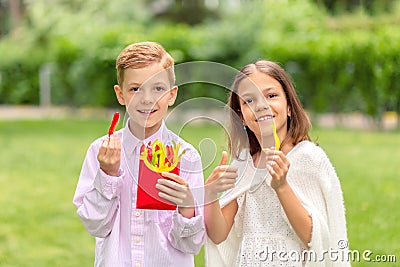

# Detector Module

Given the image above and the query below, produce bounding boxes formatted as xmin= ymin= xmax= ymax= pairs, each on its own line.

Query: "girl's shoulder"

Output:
xmin=288 ymin=140 xmax=330 ymax=167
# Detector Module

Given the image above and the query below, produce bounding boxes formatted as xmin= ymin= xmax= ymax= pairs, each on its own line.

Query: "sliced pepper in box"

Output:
xmin=136 ymin=139 xmax=186 ymax=210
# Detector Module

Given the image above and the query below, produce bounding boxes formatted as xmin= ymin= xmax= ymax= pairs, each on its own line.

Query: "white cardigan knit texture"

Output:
xmin=204 ymin=141 xmax=350 ymax=266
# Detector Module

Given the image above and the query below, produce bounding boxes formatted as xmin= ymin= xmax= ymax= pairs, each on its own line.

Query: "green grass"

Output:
xmin=0 ymin=120 xmax=399 ymax=266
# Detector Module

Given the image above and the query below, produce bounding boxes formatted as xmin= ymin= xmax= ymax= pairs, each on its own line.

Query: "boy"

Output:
xmin=73 ymin=42 xmax=205 ymax=267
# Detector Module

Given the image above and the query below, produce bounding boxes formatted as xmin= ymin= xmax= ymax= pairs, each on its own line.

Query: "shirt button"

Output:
xmin=135 ymin=211 xmax=141 ymax=217
xmin=135 ymin=236 xmax=141 ymax=243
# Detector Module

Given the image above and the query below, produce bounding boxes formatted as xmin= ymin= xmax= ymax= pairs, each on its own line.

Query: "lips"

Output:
xmin=256 ymin=115 xmax=274 ymax=122
xmin=138 ymin=109 xmax=157 ymax=114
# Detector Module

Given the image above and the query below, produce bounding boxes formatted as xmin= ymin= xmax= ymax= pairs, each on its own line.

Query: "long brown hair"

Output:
xmin=228 ymin=60 xmax=312 ymax=158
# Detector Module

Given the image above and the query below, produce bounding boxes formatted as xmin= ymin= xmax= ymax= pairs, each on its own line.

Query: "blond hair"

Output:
xmin=116 ymin=41 xmax=175 ymax=86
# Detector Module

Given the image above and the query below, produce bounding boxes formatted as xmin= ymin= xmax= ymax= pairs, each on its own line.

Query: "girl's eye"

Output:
xmin=155 ymin=86 xmax=165 ymax=92
xmin=267 ymin=93 xmax=277 ymax=99
xmin=244 ymin=98 xmax=253 ymax=104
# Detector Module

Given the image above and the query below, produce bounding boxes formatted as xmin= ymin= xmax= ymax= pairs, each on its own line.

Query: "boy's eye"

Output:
xmin=130 ymin=87 xmax=140 ymax=92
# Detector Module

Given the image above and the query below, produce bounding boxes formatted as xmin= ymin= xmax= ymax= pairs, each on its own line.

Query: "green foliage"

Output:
xmin=0 ymin=0 xmax=399 ymax=125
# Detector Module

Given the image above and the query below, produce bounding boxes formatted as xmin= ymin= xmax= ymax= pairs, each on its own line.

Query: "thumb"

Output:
xmin=218 ymin=151 xmax=228 ymax=166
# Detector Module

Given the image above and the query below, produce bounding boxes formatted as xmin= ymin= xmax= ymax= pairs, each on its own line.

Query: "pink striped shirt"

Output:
xmin=73 ymin=121 xmax=205 ymax=267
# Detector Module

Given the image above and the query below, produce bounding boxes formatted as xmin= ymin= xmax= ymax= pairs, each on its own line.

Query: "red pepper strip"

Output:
xmin=108 ymin=112 xmax=120 ymax=137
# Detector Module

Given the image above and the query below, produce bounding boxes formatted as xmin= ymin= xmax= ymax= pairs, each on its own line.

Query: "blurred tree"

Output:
xmin=0 ymin=0 xmax=7 ymax=37
xmin=0 ymin=0 xmax=26 ymax=37
xmin=147 ymin=0 xmax=220 ymax=25
xmin=313 ymin=0 xmax=396 ymax=14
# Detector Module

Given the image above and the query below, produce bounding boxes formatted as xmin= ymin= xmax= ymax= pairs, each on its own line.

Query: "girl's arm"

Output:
xmin=204 ymin=151 xmax=239 ymax=244
xmin=267 ymin=150 xmax=312 ymax=248
xmin=205 ymin=195 xmax=238 ymax=244
xmin=275 ymin=183 xmax=312 ymax=247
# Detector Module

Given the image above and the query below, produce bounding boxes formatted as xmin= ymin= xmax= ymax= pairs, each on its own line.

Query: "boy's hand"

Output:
xmin=156 ymin=173 xmax=195 ymax=218
xmin=204 ymin=151 xmax=238 ymax=203
xmin=97 ymin=135 xmax=121 ymax=176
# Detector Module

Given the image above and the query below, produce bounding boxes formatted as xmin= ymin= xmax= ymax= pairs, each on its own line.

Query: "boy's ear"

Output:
xmin=114 ymin=85 xmax=125 ymax=105
xmin=167 ymin=86 xmax=178 ymax=106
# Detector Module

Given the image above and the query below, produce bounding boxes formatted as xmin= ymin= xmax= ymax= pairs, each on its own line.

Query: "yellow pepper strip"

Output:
xmin=271 ymin=124 xmax=280 ymax=150
xmin=261 ymin=124 xmax=281 ymax=153
xmin=140 ymin=139 xmax=183 ymax=173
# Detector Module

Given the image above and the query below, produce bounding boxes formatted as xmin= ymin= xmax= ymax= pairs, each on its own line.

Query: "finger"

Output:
xmin=219 ymin=172 xmax=238 ymax=179
xmin=161 ymin=172 xmax=187 ymax=186
xmin=270 ymin=153 xmax=290 ymax=172
xmin=269 ymin=166 xmax=278 ymax=179
xmin=158 ymin=192 xmax=181 ymax=205
xmin=98 ymin=138 xmax=110 ymax=157
xmin=219 ymin=151 xmax=228 ymax=166
xmin=157 ymin=178 xmax=188 ymax=192
xmin=156 ymin=184 xmax=188 ymax=204
xmin=215 ymin=165 xmax=238 ymax=173
xmin=221 ymin=183 xmax=235 ymax=191
xmin=109 ymin=135 xmax=121 ymax=158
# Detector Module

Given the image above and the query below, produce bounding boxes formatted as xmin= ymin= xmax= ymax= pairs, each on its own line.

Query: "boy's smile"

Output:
xmin=114 ymin=63 xmax=178 ymax=139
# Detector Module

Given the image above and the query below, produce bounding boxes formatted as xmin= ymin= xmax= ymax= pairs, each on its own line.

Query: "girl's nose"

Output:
xmin=255 ymin=97 xmax=270 ymax=111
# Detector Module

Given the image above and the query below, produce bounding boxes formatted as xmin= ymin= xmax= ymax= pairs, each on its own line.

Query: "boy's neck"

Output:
xmin=128 ymin=120 xmax=163 ymax=140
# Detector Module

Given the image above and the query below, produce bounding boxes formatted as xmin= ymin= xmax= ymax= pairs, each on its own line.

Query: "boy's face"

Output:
xmin=114 ymin=63 xmax=177 ymax=138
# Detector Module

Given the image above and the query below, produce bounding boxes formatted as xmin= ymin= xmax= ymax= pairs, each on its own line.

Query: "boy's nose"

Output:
xmin=141 ymin=91 xmax=155 ymax=104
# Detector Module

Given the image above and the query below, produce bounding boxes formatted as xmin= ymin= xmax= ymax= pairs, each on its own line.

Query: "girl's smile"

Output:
xmin=237 ymin=70 xmax=290 ymax=147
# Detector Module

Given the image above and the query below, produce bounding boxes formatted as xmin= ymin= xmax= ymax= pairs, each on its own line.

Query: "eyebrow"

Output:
xmin=127 ymin=82 xmax=141 ymax=87
xmin=239 ymin=87 xmax=278 ymax=97
xmin=262 ymin=87 xmax=279 ymax=92
xmin=126 ymin=81 xmax=168 ymax=87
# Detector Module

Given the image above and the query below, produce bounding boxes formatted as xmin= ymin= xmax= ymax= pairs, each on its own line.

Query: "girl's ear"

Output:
xmin=168 ymin=86 xmax=178 ymax=106
xmin=288 ymin=107 xmax=291 ymax=117
xmin=114 ymin=85 xmax=125 ymax=105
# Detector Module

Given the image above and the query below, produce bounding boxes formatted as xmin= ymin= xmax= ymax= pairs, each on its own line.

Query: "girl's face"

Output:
xmin=237 ymin=71 xmax=290 ymax=147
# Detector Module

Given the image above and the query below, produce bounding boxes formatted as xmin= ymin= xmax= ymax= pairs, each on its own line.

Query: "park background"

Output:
xmin=0 ymin=0 xmax=399 ymax=266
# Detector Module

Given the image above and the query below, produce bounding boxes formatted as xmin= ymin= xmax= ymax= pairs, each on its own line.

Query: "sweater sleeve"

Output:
xmin=317 ymin=152 xmax=350 ymax=266
xmin=302 ymin=148 xmax=351 ymax=266
xmin=281 ymin=144 xmax=350 ymax=266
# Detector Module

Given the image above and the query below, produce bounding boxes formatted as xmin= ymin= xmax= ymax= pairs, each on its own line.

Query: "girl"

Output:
xmin=204 ymin=60 xmax=350 ymax=266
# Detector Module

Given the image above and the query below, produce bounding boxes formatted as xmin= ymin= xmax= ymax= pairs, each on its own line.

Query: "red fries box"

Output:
xmin=136 ymin=139 xmax=186 ymax=210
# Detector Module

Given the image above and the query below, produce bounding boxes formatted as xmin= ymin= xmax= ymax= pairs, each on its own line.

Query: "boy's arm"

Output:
xmin=163 ymin=149 xmax=206 ymax=254
xmin=73 ymin=137 xmax=123 ymax=238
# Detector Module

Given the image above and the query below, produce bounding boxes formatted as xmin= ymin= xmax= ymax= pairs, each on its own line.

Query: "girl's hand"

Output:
xmin=266 ymin=148 xmax=291 ymax=191
xmin=157 ymin=173 xmax=195 ymax=218
xmin=97 ymin=135 xmax=121 ymax=176
xmin=204 ymin=151 xmax=238 ymax=202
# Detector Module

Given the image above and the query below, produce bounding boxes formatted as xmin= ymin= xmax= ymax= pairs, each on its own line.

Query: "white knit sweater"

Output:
xmin=205 ymin=141 xmax=350 ymax=266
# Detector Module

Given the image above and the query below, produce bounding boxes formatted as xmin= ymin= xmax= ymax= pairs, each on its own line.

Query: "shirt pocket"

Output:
xmin=145 ymin=210 xmax=173 ymax=226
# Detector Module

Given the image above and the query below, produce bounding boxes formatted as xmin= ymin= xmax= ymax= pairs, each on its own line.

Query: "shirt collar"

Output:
xmin=122 ymin=119 xmax=168 ymax=155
